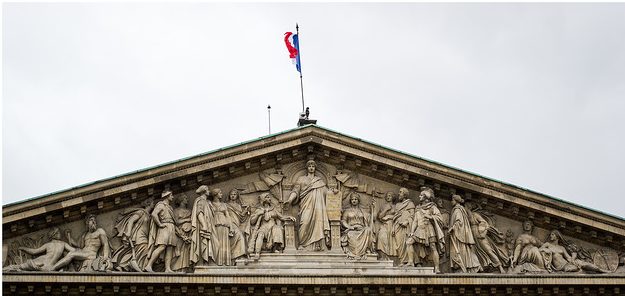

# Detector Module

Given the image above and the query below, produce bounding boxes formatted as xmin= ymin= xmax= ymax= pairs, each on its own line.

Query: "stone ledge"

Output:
xmin=4 ymin=272 xmax=625 ymax=286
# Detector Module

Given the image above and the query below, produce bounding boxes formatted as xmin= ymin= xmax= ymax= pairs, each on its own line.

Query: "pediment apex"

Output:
xmin=4 ymin=125 xmax=625 ymax=243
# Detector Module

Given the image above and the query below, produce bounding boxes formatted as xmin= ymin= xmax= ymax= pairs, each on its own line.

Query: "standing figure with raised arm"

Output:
xmin=52 ymin=214 xmax=111 ymax=271
xmin=283 ymin=160 xmax=331 ymax=251
xmin=144 ymin=191 xmax=177 ymax=272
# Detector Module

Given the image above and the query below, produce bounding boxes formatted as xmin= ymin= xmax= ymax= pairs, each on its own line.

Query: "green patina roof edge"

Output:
xmin=4 ymin=124 xmax=624 ymax=222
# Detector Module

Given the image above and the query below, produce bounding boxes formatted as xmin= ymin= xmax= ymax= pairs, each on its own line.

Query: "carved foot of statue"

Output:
xmin=144 ymin=266 xmax=154 ymax=272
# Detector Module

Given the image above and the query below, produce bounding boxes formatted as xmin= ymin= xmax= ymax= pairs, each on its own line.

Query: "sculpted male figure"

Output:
xmin=3 ymin=228 xmax=73 ymax=272
xmin=409 ymin=187 xmax=445 ymax=273
xmin=284 ymin=160 xmax=331 ymax=251
xmin=145 ymin=190 xmax=178 ymax=272
xmin=52 ymin=214 xmax=111 ymax=271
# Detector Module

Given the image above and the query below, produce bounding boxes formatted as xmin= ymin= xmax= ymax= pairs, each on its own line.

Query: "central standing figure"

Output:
xmin=284 ymin=160 xmax=331 ymax=251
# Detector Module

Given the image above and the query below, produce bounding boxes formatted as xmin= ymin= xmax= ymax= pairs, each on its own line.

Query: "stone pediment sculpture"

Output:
xmin=3 ymin=125 xmax=625 ymax=294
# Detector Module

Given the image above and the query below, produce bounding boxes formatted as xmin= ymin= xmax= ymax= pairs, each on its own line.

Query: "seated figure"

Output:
xmin=341 ymin=193 xmax=375 ymax=260
xmin=248 ymin=192 xmax=295 ymax=258
xmin=52 ymin=214 xmax=111 ymax=272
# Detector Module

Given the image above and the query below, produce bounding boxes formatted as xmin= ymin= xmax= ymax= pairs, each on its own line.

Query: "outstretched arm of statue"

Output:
xmin=19 ymin=245 xmax=46 ymax=256
xmin=284 ymin=191 xmax=297 ymax=205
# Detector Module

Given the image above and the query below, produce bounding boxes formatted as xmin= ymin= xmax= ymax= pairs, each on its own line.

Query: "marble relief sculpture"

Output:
xmin=207 ymin=188 xmax=247 ymax=266
xmin=4 ymin=162 xmax=623 ymax=275
xmin=465 ymin=201 xmax=508 ymax=273
xmin=409 ymin=187 xmax=445 ymax=273
xmin=248 ymin=192 xmax=296 ymax=258
xmin=53 ymin=214 xmax=111 ymax=271
xmin=284 ymin=160 xmax=331 ymax=251
xmin=111 ymin=198 xmax=154 ymax=272
xmin=172 ymin=195 xmax=192 ymax=271
xmin=393 ymin=188 xmax=415 ymax=266
xmin=190 ymin=185 xmax=213 ymax=266
xmin=376 ymin=192 xmax=397 ymax=260
xmin=540 ymin=230 xmax=610 ymax=273
xmin=3 ymin=228 xmax=72 ymax=272
xmin=510 ymin=220 xmax=546 ymax=273
xmin=448 ymin=195 xmax=481 ymax=273
xmin=226 ymin=189 xmax=251 ymax=242
xmin=340 ymin=193 xmax=375 ymax=259
xmin=145 ymin=191 xmax=178 ymax=272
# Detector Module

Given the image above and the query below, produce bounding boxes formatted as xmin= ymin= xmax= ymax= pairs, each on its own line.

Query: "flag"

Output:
xmin=284 ymin=32 xmax=301 ymax=73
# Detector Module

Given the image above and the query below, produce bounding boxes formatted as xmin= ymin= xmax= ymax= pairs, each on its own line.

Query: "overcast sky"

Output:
xmin=3 ymin=3 xmax=625 ymax=219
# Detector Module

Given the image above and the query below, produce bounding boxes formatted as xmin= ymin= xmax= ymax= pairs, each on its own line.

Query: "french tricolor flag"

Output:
xmin=284 ymin=32 xmax=301 ymax=73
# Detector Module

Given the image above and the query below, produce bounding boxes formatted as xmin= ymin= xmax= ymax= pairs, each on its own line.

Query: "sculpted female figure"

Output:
xmin=111 ymin=198 xmax=154 ymax=272
xmin=376 ymin=192 xmax=397 ymax=260
xmin=448 ymin=195 xmax=481 ymax=273
xmin=510 ymin=220 xmax=546 ymax=273
xmin=539 ymin=230 xmax=609 ymax=273
xmin=466 ymin=201 xmax=508 ymax=273
xmin=392 ymin=187 xmax=415 ymax=266
xmin=341 ymin=193 xmax=375 ymax=259
xmin=172 ymin=195 xmax=192 ymax=271
xmin=209 ymin=188 xmax=247 ymax=266
xmin=226 ymin=189 xmax=251 ymax=240
xmin=284 ymin=160 xmax=330 ymax=251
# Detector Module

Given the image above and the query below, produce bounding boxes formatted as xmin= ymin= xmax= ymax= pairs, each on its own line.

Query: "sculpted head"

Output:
xmin=385 ymin=192 xmax=395 ymax=203
xmin=523 ymin=220 xmax=534 ymax=232
xmin=211 ymin=188 xmax=223 ymax=201
xmin=85 ymin=214 xmax=98 ymax=232
xmin=48 ymin=227 xmax=61 ymax=240
xmin=398 ymin=188 xmax=409 ymax=201
xmin=161 ymin=190 xmax=174 ymax=202
xmin=451 ymin=194 xmax=464 ymax=206
xmin=419 ymin=187 xmax=434 ymax=203
xmin=259 ymin=192 xmax=273 ymax=205
xmin=349 ymin=193 xmax=361 ymax=206
xmin=142 ymin=198 xmax=155 ymax=211
xmin=229 ymin=189 xmax=240 ymax=202
xmin=196 ymin=185 xmax=210 ymax=197
xmin=175 ymin=195 xmax=188 ymax=208
xmin=306 ymin=160 xmax=317 ymax=174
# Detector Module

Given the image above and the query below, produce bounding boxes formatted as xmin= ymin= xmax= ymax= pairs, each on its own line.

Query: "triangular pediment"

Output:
xmin=3 ymin=125 xmax=625 ymax=276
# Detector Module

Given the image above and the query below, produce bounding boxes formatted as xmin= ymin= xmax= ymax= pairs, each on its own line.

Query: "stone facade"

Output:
xmin=3 ymin=125 xmax=625 ymax=294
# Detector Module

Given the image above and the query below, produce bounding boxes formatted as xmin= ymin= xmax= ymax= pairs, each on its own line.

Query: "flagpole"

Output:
xmin=297 ymin=23 xmax=305 ymax=113
xmin=267 ymin=105 xmax=272 ymax=135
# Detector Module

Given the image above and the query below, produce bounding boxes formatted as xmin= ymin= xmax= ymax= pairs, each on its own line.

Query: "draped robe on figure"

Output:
xmin=292 ymin=175 xmax=330 ymax=248
xmin=190 ymin=196 xmax=214 ymax=265
xmin=449 ymin=204 xmax=481 ymax=272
